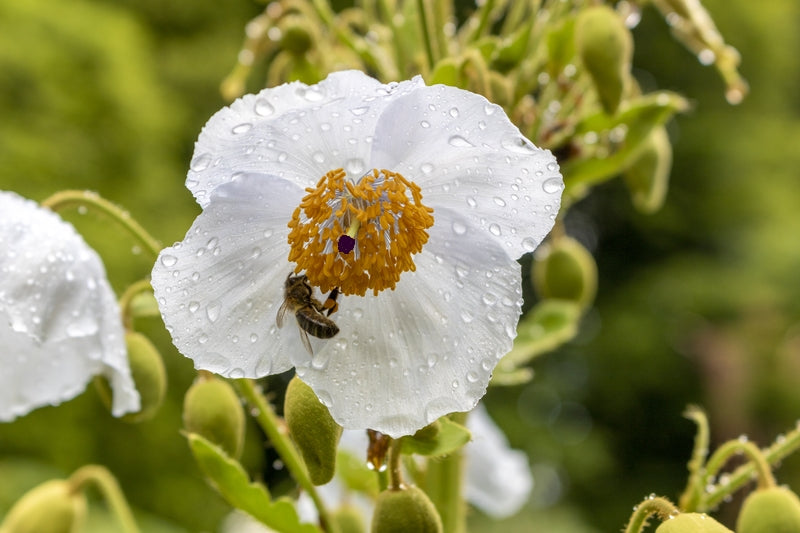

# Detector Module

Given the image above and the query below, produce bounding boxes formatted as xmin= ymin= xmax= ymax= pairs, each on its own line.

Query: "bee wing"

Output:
xmin=297 ymin=324 xmax=314 ymax=356
xmin=276 ymin=299 xmax=290 ymax=328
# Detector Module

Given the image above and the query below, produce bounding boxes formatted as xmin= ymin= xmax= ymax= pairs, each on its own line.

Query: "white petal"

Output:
xmin=465 ymin=404 xmax=533 ymax=518
xmin=188 ymin=71 xmax=425 ymax=206
xmin=370 ymin=83 xmax=563 ymax=258
xmin=293 ymin=208 xmax=522 ymax=437
xmin=0 ymin=192 xmax=139 ymax=420
xmin=151 ymin=174 xmax=307 ymax=378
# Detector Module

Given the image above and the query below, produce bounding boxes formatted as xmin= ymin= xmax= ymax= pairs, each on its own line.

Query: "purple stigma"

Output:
xmin=338 ymin=235 xmax=355 ymax=254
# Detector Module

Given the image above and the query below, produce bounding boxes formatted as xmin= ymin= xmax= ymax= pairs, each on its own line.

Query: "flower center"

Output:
xmin=287 ymin=168 xmax=434 ymax=296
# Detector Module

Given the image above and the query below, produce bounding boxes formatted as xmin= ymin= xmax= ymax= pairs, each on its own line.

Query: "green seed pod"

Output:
xmin=371 ymin=486 xmax=443 ymax=533
xmin=183 ymin=375 xmax=245 ymax=460
xmin=656 ymin=513 xmax=733 ymax=532
xmin=332 ymin=504 xmax=367 ymax=533
xmin=736 ymin=486 xmax=800 ymax=533
xmin=284 ymin=376 xmax=342 ymax=485
xmin=0 ymin=480 xmax=87 ymax=533
xmin=575 ymin=5 xmax=633 ymax=114
xmin=532 ymin=236 xmax=597 ymax=308
xmin=624 ymin=125 xmax=672 ymax=213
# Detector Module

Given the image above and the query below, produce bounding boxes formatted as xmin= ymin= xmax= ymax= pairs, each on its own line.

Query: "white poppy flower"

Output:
xmin=152 ymin=70 xmax=562 ymax=437
xmin=0 ymin=192 xmax=140 ymax=421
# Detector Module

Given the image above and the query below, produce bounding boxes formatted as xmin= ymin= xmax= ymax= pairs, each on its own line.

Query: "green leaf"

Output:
xmin=336 ymin=450 xmax=379 ymax=498
xmin=187 ymin=433 xmax=321 ymax=533
xmin=400 ymin=418 xmax=471 ymax=457
xmin=563 ymin=91 xmax=689 ymax=195
xmin=429 ymin=58 xmax=464 ymax=88
xmin=495 ymin=299 xmax=582 ymax=376
xmin=491 ymin=18 xmax=534 ymax=73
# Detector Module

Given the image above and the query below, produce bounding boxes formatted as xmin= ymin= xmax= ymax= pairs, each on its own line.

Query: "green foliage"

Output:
xmin=401 ymin=418 xmax=471 ymax=457
xmin=187 ymin=433 xmax=321 ymax=533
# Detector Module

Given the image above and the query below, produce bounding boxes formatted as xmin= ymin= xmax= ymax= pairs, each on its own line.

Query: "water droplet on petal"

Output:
xmin=420 ymin=120 xmax=431 ymax=128
xmin=198 ymin=334 xmax=209 ymax=344
xmin=312 ymin=151 xmax=325 ymax=163
xmin=254 ymin=98 xmax=275 ymax=116
xmin=501 ymin=135 xmax=538 ymax=154
xmin=448 ymin=135 xmax=474 ymax=147
xmin=493 ymin=196 xmax=506 ymax=207
xmin=420 ymin=162 xmax=434 ymax=175
xmin=250 ymin=333 xmax=259 ymax=343
xmin=206 ymin=302 xmax=221 ymax=322
xmin=466 ymin=196 xmax=477 ymax=208
xmin=488 ymin=223 xmax=502 ymax=236
xmin=346 ymin=158 xmax=365 ymax=175
xmin=188 ymin=301 xmax=200 ymax=313
xmin=448 ymin=107 xmax=459 ymax=118
xmin=232 ymin=123 xmax=253 ymax=134
xmin=521 ymin=237 xmax=539 ymax=252
xmin=278 ymin=152 xmax=288 ymax=162
xmin=160 ymin=254 xmax=178 ymax=267
xmin=190 ymin=153 xmax=212 ymax=172
xmin=466 ymin=371 xmax=479 ymax=383
xmin=542 ymin=177 xmax=563 ymax=194
xmin=452 ymin=220 xmax=467 ymax=235
xmin=483 ymin=104 xmax=496 ymax=115
xmin=350 ymin=106 xmax=369 ymax=116
xmin=546 ymin=162 xmax=559 ymax=172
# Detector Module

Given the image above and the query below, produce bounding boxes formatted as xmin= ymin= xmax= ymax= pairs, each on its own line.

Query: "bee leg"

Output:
xmin=323 ymin=287 xmax=340 ymax=316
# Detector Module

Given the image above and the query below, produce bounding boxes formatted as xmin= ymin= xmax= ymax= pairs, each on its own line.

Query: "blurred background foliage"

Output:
xmin=1 ymin=0 xmax=799 ymax=531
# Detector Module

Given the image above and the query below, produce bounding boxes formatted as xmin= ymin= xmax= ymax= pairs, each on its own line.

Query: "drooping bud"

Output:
xmin=624 ymin=125 xmax=672 ymax=213
xmin=575 ymin=5 xmax=633 ymax=114
xmin=284 ymin=376 xmax=342 ymax=485
xmin=0 ymin=480 xmax=87 ymax=533
xmin=371 ymin=486 xmax=443 ymax=533
xmin=655 ymin=513 xmax=733 ymax=532
xmin=279 ymin=14 xmax=316 ymax=56
xmin=532 ymin=236 xmax=597 ymax=308
xmin=183 ymin=375 xmax=245 ymax=460
xmin=736 ymin=486 xmax=800 ymax=533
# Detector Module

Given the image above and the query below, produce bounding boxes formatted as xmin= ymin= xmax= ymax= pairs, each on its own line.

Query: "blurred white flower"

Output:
xmin=465 ymin=404 xmax=533 ymax=518
xmin=0 ymin=191 xmax=139 ymax=421
xmin=152 ymin=70 xmax=562 ymax=437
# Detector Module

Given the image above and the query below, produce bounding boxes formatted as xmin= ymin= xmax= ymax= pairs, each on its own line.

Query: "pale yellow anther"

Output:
xmin=287 ymin=168 xmax=434 ymax=296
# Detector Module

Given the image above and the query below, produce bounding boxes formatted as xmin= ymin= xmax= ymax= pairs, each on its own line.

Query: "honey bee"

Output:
xmin=276 ymin=273 xmax=340 ymax=355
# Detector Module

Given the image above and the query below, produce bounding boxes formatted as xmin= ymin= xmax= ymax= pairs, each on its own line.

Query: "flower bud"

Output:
xmin=532 ymin=236 xmax=597 ymax=308
xmin=279 ymin=15 xmax=315 ymax=55
xmin=0 ymin=480 xmax=86 ymax=533
xmin=575 ymin=5 xmax=633 ymax=114
xmin=656 ymin=513 xmax=733 ymax=532
xmin=331 ymin=504 xmax=366 ymax=533
xmin=371 ymin=486 xmax=443 ymax=533
xmin=284 ymin=376 xmax=342 ymax=485
xmin=183 ymin=375 xmax=245 ymax=460
xmin=736 ymin=486 xmax=800 ymax=533
xmin=624 ymin=126 xmax=672 ymax=213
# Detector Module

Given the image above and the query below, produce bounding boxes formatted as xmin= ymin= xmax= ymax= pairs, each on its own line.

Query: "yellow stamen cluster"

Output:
xmin=287 ymin=168 xmax=434 ymax=296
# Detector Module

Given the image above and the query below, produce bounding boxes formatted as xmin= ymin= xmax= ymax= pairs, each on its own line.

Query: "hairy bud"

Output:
xmin=372 ymin=486 xmax=443 ymax=533
xmin=284 ymin=376 xmax=342 ymax=485
xmin=736 ymin=486 xmax=800 ymax=533
xmin=183 ymin=376 xmax=245 ymax=459
xmin=0 ymin=480 xmax=86 ymax=533
xmin=656 ymin=513 xmax=734 ymax=532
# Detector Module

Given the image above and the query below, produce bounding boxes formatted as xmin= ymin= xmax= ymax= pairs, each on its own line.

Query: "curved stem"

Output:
xmin=118 ymin=279 xmax=155 ymax=330
xmin=679 ymin=405 xmax=710 ymax=511
xmin=388 ymin=438 xmax=404 ymax=490
xmin=41 ymin=190 xmax=161 ymax=259
xmin=237 ymin=379 xmax=335 ymax=533
xmin=68 ymin=465 xmax=140 ymax=533
xmin=703 ymin=438 xmax=775 ymax=491
xmin=624 ymin=496 xmax=678 ymax=533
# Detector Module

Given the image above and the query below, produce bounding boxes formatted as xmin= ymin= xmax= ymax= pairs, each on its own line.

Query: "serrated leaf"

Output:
xmin=187 ymin=433 xmax=321 ymax=533
xmin=401 ymin=418 xmax=471 ymax=457
xmin=496 ymin=299 xmax=582 ymax=373
xmin=563 ymin=91 xmax=689 ymax=194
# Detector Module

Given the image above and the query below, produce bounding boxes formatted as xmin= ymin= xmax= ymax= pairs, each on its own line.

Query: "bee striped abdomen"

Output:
xmin=296 ymin=309 xmax=340 ymax=339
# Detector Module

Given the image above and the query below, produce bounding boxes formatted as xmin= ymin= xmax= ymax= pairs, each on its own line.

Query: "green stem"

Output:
xmin=623 ymin=496 xmax=678 ymax=533
xmin=388 ymin=439 xmax=404 ymax=490
xmin=467 ymin=0 xmax=495 ymax=42
xmin=41 ymin=190 xmax=161 ymax=259
xmin=68 ymin=465 xmax=140 ymax=533
xmin=678 ymin=406 xmax=710 ymax=511
xmin=118 ymin=279 xmax=155 ymax=330
xmin=425 ymin=413 xmax=467 ymax=533
xmin=703 ymin=439 xmax=775 ymax=491
xmin=237 ymin=379 xmax=336 ymax=533
xmin=415 ymin=0 xmax=436 ymax=72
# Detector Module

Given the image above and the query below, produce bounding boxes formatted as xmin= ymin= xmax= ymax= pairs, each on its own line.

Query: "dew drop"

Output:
xmin=481 ymin=292 xmax=498 ymax=305
xmin=188 ymin=301 xmax=200 ymax=313
xmin=250 ymin=333 xmax=259 ymax=343
xmin=312 ymin=151 xmax=325 ymax=163
xmin=277 ymin=152 xmax=288 ymax=163
xmin=190 ymin=153 xmax=212 ymax=172
xmin=346 ymin=158 xmax=365 ymax=175
xmin=493 ymin=196 xmax=506 ymax=207
xmin=420 ymin=162 xmax=434 ymax=175
xmin=420 ymin=120 xmax=431 ymax=128
xmin=478 ymin=120 xmax=487 ymax=130
xmin=198 ymin=334 xmax=209 ymax=344
xmin=460 ymin=310 xmax=474 ymax=323
xmin=542 ymin=177 xmax=563 ymax=194
xmin=451 ymin=379 xmax=459 ymax=389
xmin=160 ymin=254 xmax=178 ymax=267
xmin=466 ymin=196 xmax=477 ymax=208
xmin=466 ymin=371 xmax=479 ymax=383
xmin=501 ymin=135 xmax=537 ymax=154
xmin=448 ymin=135 xmax=474 ymax=147
xmin=350 ymin=106 xmax=369 ymax=116
xmin=452 ymin=220 xmax=467 ymax=235
xmin=448 ymin=107 xmax=459 ymax=118
xmin=254 ymin=98 xmax=275 ymax=116
xmin=206 ymin=302 xmax=221 ymax=323
xmin=483 ymin=104 xmax=496 ymax=115
xmin=546 ymin=161 xmax=559 ymax=172
xmin=232 ymin=123 xmax=253 ymax=135
xmin=521 ymin=237 xmax=539 ymax=252
xmin=488 ymin=223 xmax=502 ymax=236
